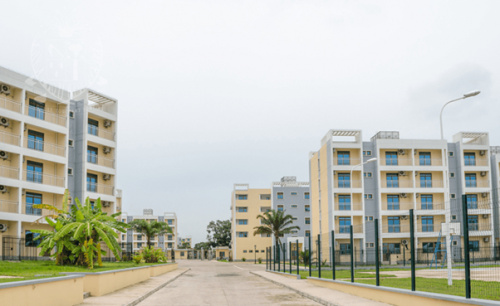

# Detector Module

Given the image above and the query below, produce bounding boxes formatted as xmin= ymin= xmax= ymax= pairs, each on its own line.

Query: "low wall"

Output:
xmin=0 ymin=275 xmax=84 ymax=306
xmin=307 ymin=277 xmax=499 ymax=306
xmin=150 ymin=263 xmax=178 ymax=277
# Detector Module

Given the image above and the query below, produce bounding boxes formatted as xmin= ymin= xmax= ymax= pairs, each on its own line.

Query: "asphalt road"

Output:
xmin=137 ymin=260 xmax=320 ymax=305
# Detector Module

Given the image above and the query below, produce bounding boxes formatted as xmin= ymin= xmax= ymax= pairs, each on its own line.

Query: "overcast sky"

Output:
xmin=1 ymin=1 xmax=499 ymax=243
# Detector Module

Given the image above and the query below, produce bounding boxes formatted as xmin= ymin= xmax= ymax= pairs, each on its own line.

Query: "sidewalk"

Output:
xmin=250 ymin=270 xmax=389 ymax=306
xmin=78 ymin=267 xmax=190 ymax=306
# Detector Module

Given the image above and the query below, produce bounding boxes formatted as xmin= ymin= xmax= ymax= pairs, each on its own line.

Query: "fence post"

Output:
xmin=273 ymin=245 xmax=276 ymax=271
xmin=375 ymin=219 xmax=380 ymax=286
xmin=283 ymin=243 xmax=286 ymax=273
xmin=318 ymin=234 xmax=321 ymax=278
xmin=296 ymin=239 xmax=299 ymax=275
xmin=289 ymin=241 xmax=292 ymax=274
xmin=277 ymin=243 xmax=281 ymax=272
xmin=350 ymin=225 xmax=354 ymax=283
xmin=309 ymin=236 xmax=312 ymax=277
xmin=331 ymin=230 xmax=336 ymax=280
xmin=410 ymin=209 xmax=415 ymax=291
xmin=462 ymin=194 xmax=471 ymax=299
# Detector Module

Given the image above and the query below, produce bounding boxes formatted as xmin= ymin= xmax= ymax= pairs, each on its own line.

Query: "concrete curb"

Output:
xmin=250 ymin=271 xmax=336 ymax=306
xmin=126 ymin=268 xmax=191 ymax=306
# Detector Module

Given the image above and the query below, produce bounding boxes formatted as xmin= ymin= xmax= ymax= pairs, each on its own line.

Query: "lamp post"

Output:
xmin=439 ymin=91 xmax=480 ymax=140
xmin=254 ymin=245 xmax=257 ymax=264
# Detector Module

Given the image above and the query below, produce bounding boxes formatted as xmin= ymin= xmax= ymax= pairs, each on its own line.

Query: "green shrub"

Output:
xmin=132 ymin=253 xmax=143 ymax=264
xmin=140 ymin=246 xmax=167 ymax=263
xmin=242 ymin=257 xmax=246 ymax=262
xmin=258 ymin=258 xmax=262 ymax=264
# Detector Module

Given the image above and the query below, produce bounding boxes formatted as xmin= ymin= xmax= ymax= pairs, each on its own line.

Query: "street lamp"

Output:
xmin=350 ymin=157 xmax=377 ymax=186
xmin=439 ymin=91 xmax=480 ymax=139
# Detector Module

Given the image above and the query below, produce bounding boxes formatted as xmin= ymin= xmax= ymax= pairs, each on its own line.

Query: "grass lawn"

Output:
xmin=0 ymin=260 xmax=164 ymax=283
xmin=290 ymin=270 xmax=396 ymax=279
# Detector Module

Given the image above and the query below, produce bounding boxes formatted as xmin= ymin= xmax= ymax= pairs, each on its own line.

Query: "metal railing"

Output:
xmin=0 ymin=130 xmax=21 ymax=146
xmin=335 ymin=180 xmax=362 ymax=188
xmin=464 ymin=159 xmax=489 ymax=167
xmin=23 ymin=170 xmax=65 ymax=187
xmin=382 ymin=223 xmax=410 ymax=233
xmin=417 ymin=180 xmax=444 ymax=188
xmin=88 ymin=126 xmax=115 ymax=141
xmin=0 ymin=96 xmax=21 ymax=113
xmin=414 ymin=158 xmax=444 ymax=166
xmin=0 ymin=165 xmax=19 ymax=179
xmin=87 ymin=182 xmax=114 ymax=195
xmin=87 ymin=153 xmax=115 ymax=168
xmin=335 ymin=202 xmax=363 ymax=211
xmin=465 ymin=180 xmax=490 ymax=188
xmin=24 ymin=138 xmax=66 ymax=157
xmin=383 ymin=157 xmax=413 ymax=166
xmin=25 ymin=105 xmax=67 ymax=126
xmin=382 ymin=202 xmax=414 ymax=211
xmin=336 ymin=225 xmax=363 ymax=234
xmin=381 ymin=180 xmax=413 ymax=188
xmin=332 ymin=158 xmax=362 ymax=166
xmin=0 ymin=200 xmax=18 ymax=213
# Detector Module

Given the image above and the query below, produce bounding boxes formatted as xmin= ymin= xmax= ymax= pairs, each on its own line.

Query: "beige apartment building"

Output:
xmin=231 ymin=184 xmax=272 ymax=261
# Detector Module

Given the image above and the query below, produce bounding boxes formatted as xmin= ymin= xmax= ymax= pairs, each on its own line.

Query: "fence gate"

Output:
xmin=2 ymin=237 xmax=39 ymax=261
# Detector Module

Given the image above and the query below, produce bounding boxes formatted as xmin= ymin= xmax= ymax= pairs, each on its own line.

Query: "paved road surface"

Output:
xmin=138 ymin=260 xmax=320 ymax=305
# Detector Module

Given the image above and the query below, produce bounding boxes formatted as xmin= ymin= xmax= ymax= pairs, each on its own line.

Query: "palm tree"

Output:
xmin=129 ymin=219 xmax=173 ymax=248
xmin=253 ymin=209 xmax=300 ymax=247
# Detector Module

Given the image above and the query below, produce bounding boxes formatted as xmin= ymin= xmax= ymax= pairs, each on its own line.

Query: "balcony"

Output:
xmin=0 ymin=200 xmax=18 ymax=213
xmin=382 ymin=223 xmax=410 ymax=234
xmin=465 ymin=180 xmax=489 ymax=188
xmin=25 ymin=105 xmax=67 ymax=127
xmin=417 ymin=224 xmax=437 ymax=233
xmin=332 ymin=158 xmax=362 ymax=166
xmin=416 ymin=202 xmax=445 ymax=211
xmin=464 ymin=159 xmax=489 ymax=167
xmin=0 ymin=130 xmax=20 ymax=146
xmin=335 ymin=224 xmax=363 ymax=234
xmin=23 ymin=170 xmax=65 ymax=187
xmin=87 ymin=183 xmax=114 ymax=195
xmin=335 ymin=180 xmax=362 ymax=188
xmin=25 ymin=204 xmax=42 ymax=216
xmin=383 ymin=157 xmax=413 ymax=166
xmin=0 ymin=165 xmax=19 ymax=179
xmin=381 ymin=202 xmax=414 ymax=212
xmin=414 ymin=158 xmax=444 ymax=167
xmin=24 ymin=138 xmax=66 ymax=157
xmin=88 ymin=127 xmax=115 ymax=141
xmin=87 ymin=154 xmax=115 ymax=168
xmin=417 ymin=180 xmax=444 ymax=188
xmin=0 ymin=96 xmax=21 ymax=113
xmin=335 ymin=202 xmax=363 ymax=211
xmin=381 ymin=180 xmax=413 ymax=188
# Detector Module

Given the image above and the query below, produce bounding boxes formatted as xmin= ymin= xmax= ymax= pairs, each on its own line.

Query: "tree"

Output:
xmin=253 ymin=209 xmax=300 ymax=246
xmin=129 ymin=219 xmax=173 ymax=248
xmin=32 ymin=191 xmax=128 ymax=269
xmin=207 ymin=220 xmax=231 ymax=247
xmin=178 ymin=241 xmax=191 ymax=249
xmin=194 ymin=241 xmax=211 ymax=250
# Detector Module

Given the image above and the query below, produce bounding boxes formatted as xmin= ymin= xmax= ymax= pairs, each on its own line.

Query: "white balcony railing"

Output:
xmin=87 ymin=154 xmax=115 ymax=168
xmin=414 ymin=158 xmax=444 ymax=167
xmin=381 ymin=180 xmax=413 ymax=188
xmin=0 ymin=96 xmax=22 ymax=113
xmin=416 ymin=180 xmax=444 ymax=188
xmin=0 ymin=200 xmax=18 ymax=213
xmin=0 ymin=165 xmax=19 ymax=179
xmin=335 ymin=180 xmax=362 ymax=188
xmin=23 ymin=170 xmax=65 ymax=187
xmin=25 ymin=105 xmax=67 ymax=126
xmin=332 ymin=158 xmax=362 ymax=166
xmin=0 ymin=130 xmax=21 ymax=146
xmin=464 ymin=159 xmax=489 ymax=167
xmin=88 ymin=127 xmax=115 ymax=141
xmin=87 ymin=183 xmax=114 ymax=195
xmin=24 ymin=138 xmax=66 ymax=157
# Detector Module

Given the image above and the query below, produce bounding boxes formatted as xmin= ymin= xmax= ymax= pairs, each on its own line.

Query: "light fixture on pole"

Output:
xmin=350 ymin=157 xmax=377 ymax=186
xmin=439 ymin=91 xmax=480 ymax=139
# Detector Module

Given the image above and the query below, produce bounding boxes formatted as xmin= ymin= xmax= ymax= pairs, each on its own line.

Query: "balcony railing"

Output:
xmin=0 ymin=200 xmax=18 ymax=213
xmin=382 ymin=202 xmax=414 ymax=211
xmin=25 ymin=204 xmax=42 ymax=216
xmin=87 ymin=183 xmax=114 ymax=195
xmin=87 ymin=154 xmax=115 ymax=168
xmin=336 ymin=180 xmax=362 ymax=188
xmin=23 ymin=170 xmax=65 ymax=187
xmin=382 ymin=223 xmax=410 ymax=234
xmin=25 ymin=105 xmax=67 ymax=126
xmin=464 ymin=159 xmax=489 ymax=167
xmin=24 ymin=138 xmax=66 ymax=157
xmin=465 ymin=180 xmax=490 ymax=188
xmin=417 ymin=224 xmax=436 ymax=233
xmin=417 ymin=180 xmax=444 ymax=188
xmin=417 ymin=202 xmax=445 ymax=210
xmin=88 ymin=127 xmax=115 ymax=141
xmin=0 ymin=130 xmax=21 ymax=146
xmin=381 ymin=180 xmax=413 ymax=188
xmin=0 ymin=165 xmax=19 ymax=179
xmin=414 ymin=158 xmax=444 ymax=167
xmin=468 ymin=223 xmax=492 ymax=232
xmin=0 ymin=96 xmax=21 ymax=113
xmin=335 ymin=202 xmax=363 ymax=211
xmin=336 ymin=224 xmax=363 ymax=234
xmin=332 ymin=158 xmax=362 ymax=166
xmin=383 ymin=157 xmax=413 ymax=166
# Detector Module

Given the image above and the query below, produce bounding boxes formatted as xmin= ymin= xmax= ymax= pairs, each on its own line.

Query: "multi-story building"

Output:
xmin=491 ymin=146 xmax=500 ymax=247
xmin=309 ymin=129 xmax=496 ymax=264
xmin=178 ymin=236 xmax=192 ymax=248
xmin=271 ymin=176 xmax=310 ymax=251
xmin=121 ymin=209 xmax=178 ymax=252
xmin=0 ymin=65 xmax=121 ymax=258
xmin=231 ymin=184 xmax=272 ymax=261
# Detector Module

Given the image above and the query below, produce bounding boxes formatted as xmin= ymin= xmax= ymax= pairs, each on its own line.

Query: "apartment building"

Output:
xmin=0 ymin=65 xmax=121 ymax=258
xmin=178 ymin=236 xmax=192 ymax=248
xmin=271 ymin=176 xmax=310 ymax=251
xmin=121 ymin=209 xmax=178 ymax=252
xmin=231 ymin=184 xmax=272 ymax=261
xmin=309 ymin=129 xmax=497 ymax=264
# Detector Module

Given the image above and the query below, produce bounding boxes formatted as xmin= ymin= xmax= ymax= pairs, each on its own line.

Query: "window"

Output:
xmin=386 ymin=152 xmax=398 ymax=165
xmin=465 ymin=174 xmax=477 ymax=187
xmin=388 ymin=216 xmax=400 ymax=233
xmin=292 ymin=217 xmax=298 ymax=221
xmin=87 ymin=173 xmax=98 ymax=192
xmin=449 ymin=152 xmax=454 ymax=157
xmin=87 ymin=146 xmax=98 ymax=163
xmin=305 ymin=205 xmax=310 ymax=212
xmin=386 ymin=173 xmax=399 ymax=188
xmin=237 ymin=219 xmax=248 ymax=225
xmin=137 ymin=242 xmax=143 ymax=248
xmin=277 ymin=192 xmax=283 ymax=199
xmin=236 ymin=207 xmax=247 ymax=212
xmin=338 ymin=173 xmax=350 ymax=188
xmin=27 ymin=130 xmax=44 ymax=151
xmin=339 ymin=195 xmax=351 ymax=210
xmin=237 ymin=194 xmax=248 ymax=200
xmin=464 ymin=152 xmax=476 ymax=166
xmin=364 ymin=172 xmax=372 ymax=178
xmin=365 ymin=216 xmax=374 ymax=221
xmin=291 ymin=204 xmax=297 ymax=208
xmin=26 ymin=192 xmax=42 ymax=216
xmin=387 ymin=195 xmax=400 ymax=210
xmin=450 ymin=194 xmax=456 ymax=199
xmin=261 ymin=234 xmax=271 ymax=237
xmin=366 ymin=243 xmax=375 ymax=248
xmin=68 ymin=139 xmax=74 ymax=146
xmin=25 ymin=231 xmax=41 ymax=247
xmin=422 ymin=242 xmax=436 ymax=253
xmin=243 ymin=250 xmax=247 ymax=253
xmin=69 ymin=111 xmax=74 ymax=118
xmin=420 ymin=173 xmax=432 ymax=188
xmin=363 ymin=150 xmax=372 ymax=156
xmin=452 ymin=215 xmax=457 ymax=220
xmin=364 ymin=194 xmax=373 ymax=199
xmin=337 ymin=151 xmax=350 ymax=165
xmin=260 ymin=194 xmax=271 ymax=200
xmin=88 ymin=118 xmax=99 ymax=136
xmin=167 ymin=219 xmax=173 ymax=225
xmin=305 ymin=230 xmax=310 ymax=237
xmin=237 ymin=232 xmax=248 ymax=238
xmin=469 ymin=241 xmax=479 ymax=252
xmin=421 ymin=194 xmax=433 ymax=210
xmin=339 ymin=217 xmax=351 ymax=233
xmin=27 ymin=161 xmax=43 ymax=183
xmin=277 ymin=205 xmax=284 ymax=212
xmin=291 ymin=192 xmax=297 ymax=196
xmin=168 ymin=243 xmax=173 ymax=248
xmin=249 ymin=250 xmax=253 ymax=253
xmin=450 ymin=172 xmax=455 ymax=178
xmin=383 ymin=243 xmax=401 ymax=254
xmin=137 ymin=235 xmax=142 ymax=240
xmin=419 ymin=152 xmax=431 ymax=166
xmin=466 ymin=194 xmax=478 ymax=209
xmin=28 ymin=99 xmax=45 ymax=120
xmin=468 ymin=215 xmax=479 ymax=231
xmin=340 ymin=243 xmax=351 ymax=254
xmin=260 ymin=207 xmax=271 ymax=213
xmin=180 ymin=251 xmax=185 ymax=256
xmin=304 ymin=192 xmax=310 ymax=199
xmin=68 ymin=168 xmax=73 ymax=175
xmin=421 ymin=216 xmax=434 ymax=232
xmin=167 ymin=235 xmax=173 ymax=240
xmin=305 ymin=218 xmax=310 ymax=225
